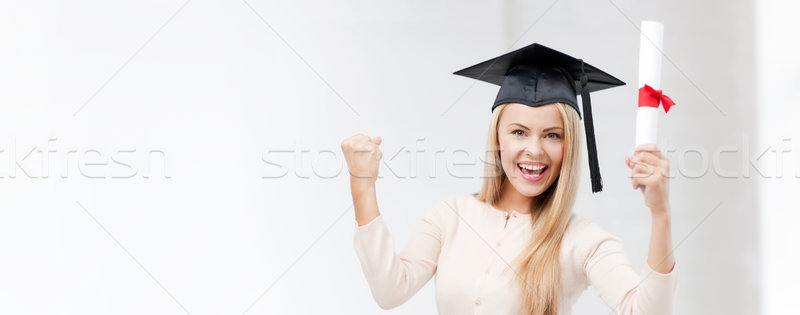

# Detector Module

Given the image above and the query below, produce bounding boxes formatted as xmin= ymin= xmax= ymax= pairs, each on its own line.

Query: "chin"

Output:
xmin=510 ymin=178 xmax=550 ymax=197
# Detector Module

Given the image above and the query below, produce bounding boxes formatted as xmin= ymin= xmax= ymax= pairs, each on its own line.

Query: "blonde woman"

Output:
xmin=341 ymin=43 xmax=677 ymax=315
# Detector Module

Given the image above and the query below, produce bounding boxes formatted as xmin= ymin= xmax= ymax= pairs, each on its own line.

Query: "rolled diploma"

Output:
xmin=635 ymin=21 xmax=664 ymax=147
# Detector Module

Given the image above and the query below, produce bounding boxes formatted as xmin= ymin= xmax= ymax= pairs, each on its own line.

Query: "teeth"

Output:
xmin=518 ymin=163 xmax=545 ymax=171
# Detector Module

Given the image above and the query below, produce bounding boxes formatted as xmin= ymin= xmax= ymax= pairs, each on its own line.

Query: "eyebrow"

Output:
xmin=508 ymin=123 xmax=563 ymax=132
xmin=508 ymin=123 xmax=529 ymax=130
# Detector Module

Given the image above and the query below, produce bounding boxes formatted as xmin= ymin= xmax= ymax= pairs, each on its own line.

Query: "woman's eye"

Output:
xmin=513 ymin=130 xmax=526 ymax=136
xmin=545 ymin=132 xmax=561 ymax=139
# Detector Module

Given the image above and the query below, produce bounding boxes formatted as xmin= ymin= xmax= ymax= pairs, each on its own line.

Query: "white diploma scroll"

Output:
xmin=635 ymin=21 xmax=665 ymax=147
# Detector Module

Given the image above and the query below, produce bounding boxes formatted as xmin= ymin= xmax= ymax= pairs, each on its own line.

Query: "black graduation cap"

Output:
xmin=453 ymin=43 xmax=625 ymax=193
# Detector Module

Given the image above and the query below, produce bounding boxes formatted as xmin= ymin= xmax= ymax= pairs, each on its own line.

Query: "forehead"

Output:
xmin=499 ymin=103 xmax=563 ymax=127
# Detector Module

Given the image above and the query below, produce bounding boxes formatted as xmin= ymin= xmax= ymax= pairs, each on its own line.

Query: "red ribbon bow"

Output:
xmin=638 ymin=84 xmax=675 ymax=113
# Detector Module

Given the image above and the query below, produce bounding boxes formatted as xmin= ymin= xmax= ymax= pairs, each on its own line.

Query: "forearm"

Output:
xmin=351 ymin=176 xmax=380 ymax=226
xmin=646 ymin=207 xmax=675 ymax=273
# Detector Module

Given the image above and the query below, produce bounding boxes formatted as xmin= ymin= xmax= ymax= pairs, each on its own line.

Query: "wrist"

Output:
xmin=650 ymin=208 xmax=671 ymax=223
xmin=649 ymin=201 xmax=670 ymax=214
xmin=350 ymin=176 xmax=376 ymax=191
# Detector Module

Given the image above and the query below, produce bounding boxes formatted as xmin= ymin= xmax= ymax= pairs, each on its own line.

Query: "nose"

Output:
xmin=522 ymin=138 xmax=546 ymax=157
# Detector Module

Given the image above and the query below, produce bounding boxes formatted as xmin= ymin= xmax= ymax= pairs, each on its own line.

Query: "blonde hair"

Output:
xmin=474 ymin=102 xmax=582 ymax=315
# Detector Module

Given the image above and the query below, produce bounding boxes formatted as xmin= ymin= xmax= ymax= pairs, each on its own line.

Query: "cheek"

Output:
xmin=498 ymin=137 xmax=519 ymax=165
xmin=547 ymin=143 xmax=565 ymax=170
xmin=499 ymin=135 xmax=510 ymax=150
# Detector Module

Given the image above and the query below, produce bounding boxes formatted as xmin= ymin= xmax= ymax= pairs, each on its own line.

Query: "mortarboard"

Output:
xmin=453 ymin=43 xmax=625 ymax=193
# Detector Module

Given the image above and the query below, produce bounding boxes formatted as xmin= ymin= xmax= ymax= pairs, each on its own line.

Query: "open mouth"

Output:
xmin=517 ymin=163 xmax=547 ymax=181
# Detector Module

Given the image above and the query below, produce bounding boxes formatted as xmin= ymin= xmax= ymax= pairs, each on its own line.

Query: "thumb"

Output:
xmin=370 ymin=136 xmax=382 ymax=146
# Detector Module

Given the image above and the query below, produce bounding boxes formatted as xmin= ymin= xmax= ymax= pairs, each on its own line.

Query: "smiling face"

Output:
xmin=498 ymin=103 xmax=565 ymax=198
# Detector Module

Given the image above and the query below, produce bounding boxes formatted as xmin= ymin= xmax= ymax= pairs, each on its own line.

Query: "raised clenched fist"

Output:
xmin=341 ymin=134 xmax=383 ymax=183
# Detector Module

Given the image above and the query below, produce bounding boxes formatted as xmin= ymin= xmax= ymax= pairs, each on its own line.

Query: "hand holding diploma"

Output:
xmin=626 ymin=144 xmax=670 ymax=215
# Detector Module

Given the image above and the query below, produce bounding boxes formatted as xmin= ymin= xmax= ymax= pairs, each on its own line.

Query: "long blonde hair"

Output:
xmin=474 ymin=102 xmax=582 ymax=315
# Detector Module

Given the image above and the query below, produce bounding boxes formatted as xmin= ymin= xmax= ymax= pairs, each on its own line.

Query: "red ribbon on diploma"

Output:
xmin=638 ymin=84 xmax=675 ymax=113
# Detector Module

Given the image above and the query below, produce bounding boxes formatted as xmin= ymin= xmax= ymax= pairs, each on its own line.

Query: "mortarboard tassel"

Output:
xmin=579 ymin=60 xmax=603 ymax=193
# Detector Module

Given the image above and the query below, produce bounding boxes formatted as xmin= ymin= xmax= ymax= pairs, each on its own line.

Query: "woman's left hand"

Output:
xmin=625 ymin=144 xmax=670 ymax=216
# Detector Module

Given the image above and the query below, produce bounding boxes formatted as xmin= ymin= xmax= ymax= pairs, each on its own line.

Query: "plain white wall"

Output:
xmin=756 ymin=0 xmax=800 ymax=314
xmin=0 ymin=0 xmax=784 ymax=314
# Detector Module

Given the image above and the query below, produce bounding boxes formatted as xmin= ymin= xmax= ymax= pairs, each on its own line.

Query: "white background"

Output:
xmin=0 ymin=0 xmax=796 ymax=314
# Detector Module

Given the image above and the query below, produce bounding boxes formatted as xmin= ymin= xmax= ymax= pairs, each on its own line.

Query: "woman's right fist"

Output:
xmin=341 ymin=134 xmax=383 ymax=183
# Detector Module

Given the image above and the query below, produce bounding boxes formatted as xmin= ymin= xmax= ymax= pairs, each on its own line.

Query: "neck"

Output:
xmin=495 ymin=179 xmax=535 ymax=214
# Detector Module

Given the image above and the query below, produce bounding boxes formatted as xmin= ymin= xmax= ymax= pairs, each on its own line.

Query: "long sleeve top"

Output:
xmin=352 ymin=193 xmax=678 ymax=315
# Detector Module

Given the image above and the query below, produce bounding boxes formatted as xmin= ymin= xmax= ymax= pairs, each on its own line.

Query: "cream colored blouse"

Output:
xmin=352 ymin=193 xmax=678 ymax=315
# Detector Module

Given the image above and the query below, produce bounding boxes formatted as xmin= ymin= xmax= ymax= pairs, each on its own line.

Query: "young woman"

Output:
xmin=341 ymin=43 xmax=677 ymax=315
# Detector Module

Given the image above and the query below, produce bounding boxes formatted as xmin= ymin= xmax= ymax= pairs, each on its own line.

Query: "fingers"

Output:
xmin=629 ymin=163 xmax=668 ymax=191
xmin=634 ymin=144 xmax=664 ymax=159
xmin=344 ymin=133 xmax=371 ymax=146
xmin=627 ymin=145 xmax=671 ymax=194
xmin=631 ymin=175 xmax=642 ymax=190
xmin=631 ymin=177 xmax=648 ymax=191
xmin=341 ymin=134 xmax=364 ymax=150
xmin=630 ymin=162 xmax=655 ymax=189
xmin=634 ymin=152 xmax=662 ymax=169
xmin=632 ymin=152 xmax=669 ymax=177
xmin=341 ymin=134 xmax=384 ymax=180
xmin=627 ymin=146 xmax=666 ymax=190
xmin=627 ymin=144 xmax=668 ymax=170
xmin=341 ymin=133 xmax=383 ymax=162
xmin=626 ymin=152 xmax=662 ymax=167
xmin=341 ymin=134 xmax=382 ymax=150
xmin=626 ymin=154 xmax=653 ymax=173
